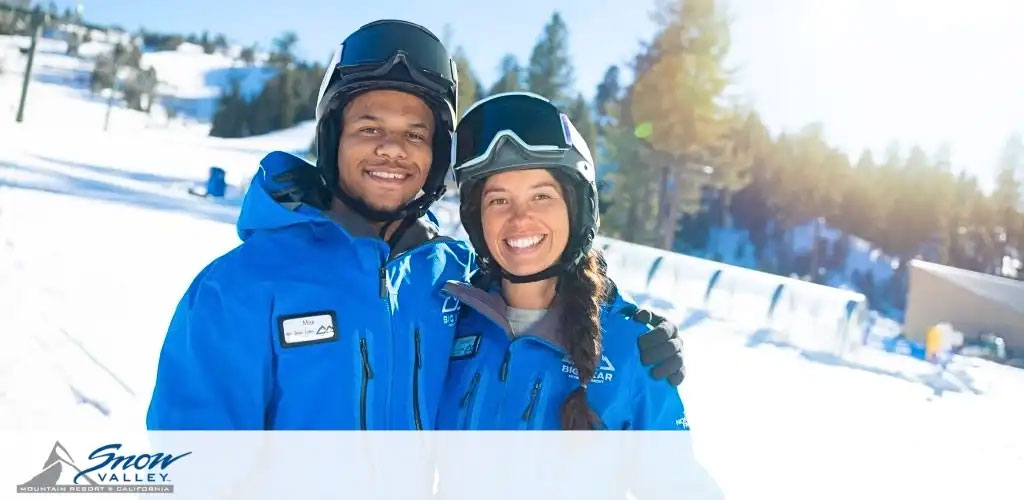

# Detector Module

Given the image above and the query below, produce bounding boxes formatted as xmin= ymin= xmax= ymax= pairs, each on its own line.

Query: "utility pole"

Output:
xmin=15 ymin=8 xmax=45 ymax=123
xmin=103 ymin=43 xmax=124 ymax=132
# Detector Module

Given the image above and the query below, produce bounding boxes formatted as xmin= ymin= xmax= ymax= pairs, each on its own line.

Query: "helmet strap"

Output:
xmin=500 ymin=263 xmax=566 ymax=284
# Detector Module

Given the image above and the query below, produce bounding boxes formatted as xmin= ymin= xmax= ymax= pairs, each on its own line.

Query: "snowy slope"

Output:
xmin=1 ymin=34 xmax=276 ymax=130
xmin=1 ymin=34 xmax=1023 ymax=500
xmin=141 ymin=42 xmax=276 ymax=121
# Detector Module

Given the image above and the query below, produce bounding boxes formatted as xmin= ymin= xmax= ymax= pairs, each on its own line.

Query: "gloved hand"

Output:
xmin=634 ymin=309 xmax=686 ymax=386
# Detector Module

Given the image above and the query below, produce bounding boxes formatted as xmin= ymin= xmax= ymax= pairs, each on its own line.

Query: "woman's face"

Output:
xmin=480 ymin=168 xmax=570 ymax=277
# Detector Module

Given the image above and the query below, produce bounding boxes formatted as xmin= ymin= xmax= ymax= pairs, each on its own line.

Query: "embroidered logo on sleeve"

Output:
xmin=278 ymin=311 xmax=338 ymax=347
xmin=450 ymin=334 xmax=481 ymax=359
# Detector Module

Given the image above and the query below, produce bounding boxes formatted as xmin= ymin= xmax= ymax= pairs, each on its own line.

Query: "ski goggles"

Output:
xmin=453 ymin=92 xmax=595 ymax=185
xmin=317 ymin=20 xmax=457 ymax=114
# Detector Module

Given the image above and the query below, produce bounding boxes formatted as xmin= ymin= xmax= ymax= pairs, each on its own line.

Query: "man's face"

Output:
xmin=336 ymin=89 xmax=435 ymax=213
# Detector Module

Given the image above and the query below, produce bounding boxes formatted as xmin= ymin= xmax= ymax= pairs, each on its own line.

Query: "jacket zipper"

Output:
xmin=359 ymin=338 xmax=374 ymax=430
xmin=386 ymin=236 xmax=456 ymax=264
xmin=412 ymin=329 xmax=423 ymax=430
xmin=460 ymin=372 xmax=482 ymax=429
xmin=521 ymin=379 xmax=543 ymax=425
xmin=378 ymin=266 xmax=387 ymax=298
xmin=499 ymin=349 xmax=511 ymax=381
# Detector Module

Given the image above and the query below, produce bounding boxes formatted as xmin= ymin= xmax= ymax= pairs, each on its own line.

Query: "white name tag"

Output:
xmin=450 ymin=335 xmax=480 ymax=359
xmin=278 ymin=312 xmax=338 ymax=347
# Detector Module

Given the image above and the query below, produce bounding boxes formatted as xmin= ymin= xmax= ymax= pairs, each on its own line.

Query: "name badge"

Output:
xmin=278 ymin=311 xmax=338 ymax=347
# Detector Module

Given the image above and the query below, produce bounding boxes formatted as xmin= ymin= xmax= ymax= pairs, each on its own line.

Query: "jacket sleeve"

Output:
xmin=146 ymin=258 xmax=273 ymax=430
xmin=609 ymin=291 xmax=688 ymax=431
xmin=632 ymin=368 xmax=690 ymax=430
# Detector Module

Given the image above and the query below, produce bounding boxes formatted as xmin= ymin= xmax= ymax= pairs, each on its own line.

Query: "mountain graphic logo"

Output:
xmin=18 ymin=441 xmax=98 ymax=488
xmin=315 ymin=325 xmax=335 ymax=335
xmin=561 ymin=355 xmax=616 ymax=383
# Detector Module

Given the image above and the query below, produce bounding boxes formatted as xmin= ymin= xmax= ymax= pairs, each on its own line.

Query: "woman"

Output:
xmin=436 ymin=93 xmax=689 ymax=430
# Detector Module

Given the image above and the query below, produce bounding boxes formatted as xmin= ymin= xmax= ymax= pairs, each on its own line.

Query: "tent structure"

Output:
xmin=904 ymin=259 xmax=1024 ymax=356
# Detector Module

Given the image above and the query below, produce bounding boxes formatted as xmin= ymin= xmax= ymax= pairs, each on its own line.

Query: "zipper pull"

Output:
xmin=499 ymin=349 xmax=511 ymax=381
xmin=414 ymin=329 xmax=422 ymax=369
xmin=378 ymin=266 xmax=387 ymax=299
xmin=461 ymin=372 xmax=481 ymax=407
xmin=522 ymin=380 xmax=542 ymax=421
xmin=360 ymin=338 xmax=374 ymax=379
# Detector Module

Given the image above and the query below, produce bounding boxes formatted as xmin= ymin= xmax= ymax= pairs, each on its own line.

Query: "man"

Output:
xmin=146 ymin=19 xmax=684 ymax=430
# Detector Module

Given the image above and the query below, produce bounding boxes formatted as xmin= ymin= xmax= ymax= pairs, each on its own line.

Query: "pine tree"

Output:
xmin=210 ymin=80 xmax=250 ymax=138
xmin=278 ymin=68 xmax=298 ymax=130
xmin=838 ymin=150 xmax=887 ymax=244
xmin=600 ymin=101 xmax=660 ymax=245
xmin=727 ymin=112 xmax=771 ymax=249
xmin=213 ymin=33 xmax=229 ymax=54
xmin=993 ymin=133 xmax=1023 ymax=250
xmin=629 ymin=0 xmax=732 ymax=249
xmin=527 ymin=12 xmax=574 ymax=107
xmin=239 ymin=45 xmax=256 ymax=66
xmin=452 ymin=47 xmax=481 ymax=118
xmin=594 ymin=65 xmax=621 ymax=127
xmin=778 ymin=126 xmax=844 ymax=224
xmin=567 ymin=94 xmax=597 ymax=154
xmin=707 ymin=110 xmax=757 ymax=229
xmin=489 ymin=54 xmax=524 ymax=95
xmin=881 ymin=146 xmax=953 ymax=264
xmin=200 ymin=30 xmax=213 ymax=54
xmin=270 ymin=31 xmax=298 ymax=68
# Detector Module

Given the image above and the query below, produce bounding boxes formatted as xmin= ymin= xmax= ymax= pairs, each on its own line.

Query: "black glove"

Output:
xmin=634 ymin=309 xmax=686 ymax=386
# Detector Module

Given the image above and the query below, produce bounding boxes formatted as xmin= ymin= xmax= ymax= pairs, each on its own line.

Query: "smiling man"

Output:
xmin=333 ymin=89 xmax=435 ymax=217
xmin=146 ymin=20 xmax=686 ymax=431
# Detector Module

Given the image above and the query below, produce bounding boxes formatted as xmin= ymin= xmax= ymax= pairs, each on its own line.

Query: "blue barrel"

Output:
xmin=207 ymin=167 xmax=226 ymax=197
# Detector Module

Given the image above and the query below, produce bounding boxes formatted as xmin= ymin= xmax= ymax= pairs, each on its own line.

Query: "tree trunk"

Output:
xmin=721 ymin=188 xmax=733 ymax=230
xmin=622 ymin=180 xmax=643 ymax=243
xmin=664 ymin=172 xmax=682 ymax=251
xmin=656 ymin=165 xmax=672 ymax=249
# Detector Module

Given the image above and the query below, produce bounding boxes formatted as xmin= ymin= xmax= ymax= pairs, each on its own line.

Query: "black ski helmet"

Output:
xmin=314 ymin=19 xmax=458 ymax=222
xmin=453 ymin=92 xmax=599 ymax=283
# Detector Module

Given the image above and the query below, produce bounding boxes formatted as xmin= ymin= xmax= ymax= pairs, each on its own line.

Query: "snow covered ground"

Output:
xmin=2 ymin=34 xmax=1023 ymax=499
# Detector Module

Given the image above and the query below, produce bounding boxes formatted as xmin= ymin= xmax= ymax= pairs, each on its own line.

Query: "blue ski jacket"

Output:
xmin=146 ymin=151 xmax=475 ymax=430
xmin=436 ymin=280 xmax=690 ymax=430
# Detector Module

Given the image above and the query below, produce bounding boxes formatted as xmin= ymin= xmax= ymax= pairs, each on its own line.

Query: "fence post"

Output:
xmin=703 ymin=269 xmax=722 ymax=315
xmin=645 ymin=256 xmax=664 ymax=290
xmin=766 ymin=283 xmax=785 ymax=323
xmin=837 ymin=299 xmax=863 ymax=358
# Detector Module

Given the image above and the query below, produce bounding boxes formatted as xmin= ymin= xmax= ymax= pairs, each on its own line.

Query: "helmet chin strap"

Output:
xmin=500 ymin=263 xmax=566 ymax=284
xmin=328 ymin=179 xmax=439 ymax=223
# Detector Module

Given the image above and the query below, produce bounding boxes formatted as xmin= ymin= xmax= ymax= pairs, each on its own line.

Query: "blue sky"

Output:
xmin=50 ymin=0 xmax=1024 ymax=188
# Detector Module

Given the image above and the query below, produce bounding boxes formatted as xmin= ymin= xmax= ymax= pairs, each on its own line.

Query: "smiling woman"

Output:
xmin=480 ymin=169 xmax=571 ymax=281
xmin=438 ymin=92 xmax=690 ymax=431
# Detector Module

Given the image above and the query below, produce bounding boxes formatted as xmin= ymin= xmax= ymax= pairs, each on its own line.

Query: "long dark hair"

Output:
xmin=558 ymin=248 xmax=609 ymax=430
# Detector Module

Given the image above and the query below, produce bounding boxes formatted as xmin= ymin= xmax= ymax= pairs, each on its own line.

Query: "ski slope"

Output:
xmin=2 ymin=34 xmax=1023 ymax=500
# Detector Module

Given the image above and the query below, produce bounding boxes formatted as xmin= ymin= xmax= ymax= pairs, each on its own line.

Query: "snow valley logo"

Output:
xmin=561 ymin=355 xmax=616 ymax=383
xmin=16 ymin=441 xmax=191 ymax=494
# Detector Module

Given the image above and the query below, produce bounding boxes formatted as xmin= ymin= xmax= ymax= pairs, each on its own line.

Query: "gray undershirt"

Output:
xmin=506 ymin=306 xmax=549 ymax=338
